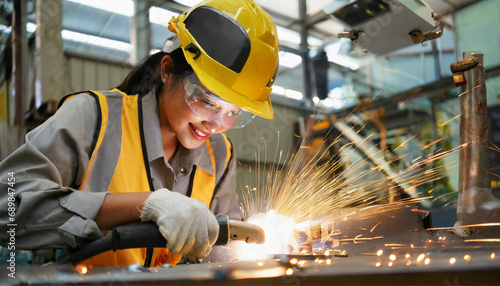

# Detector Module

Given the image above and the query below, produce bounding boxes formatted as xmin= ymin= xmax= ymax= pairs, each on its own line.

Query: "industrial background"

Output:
xmin=1 ymin=0 xmax=500 ymax=284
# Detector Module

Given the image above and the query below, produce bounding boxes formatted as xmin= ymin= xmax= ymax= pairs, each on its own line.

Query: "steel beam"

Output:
xmin=12 ymin=0 xmax=27 ymax=125
xmin=35 ymin=0 xmax=66 ymax=104
xmin=130 ymin=0 xmax=151 ymax=64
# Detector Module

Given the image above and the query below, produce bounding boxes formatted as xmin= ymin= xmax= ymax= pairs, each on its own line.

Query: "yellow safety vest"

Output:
xmin=59 ymin=89 xmax=232 ymax=268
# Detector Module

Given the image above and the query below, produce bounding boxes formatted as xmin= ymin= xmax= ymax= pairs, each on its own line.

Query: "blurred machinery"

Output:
xmin=324 ymin=0 xmax=442 ymax=55
xmin=2 ymin=51 xmax=500 ymax=285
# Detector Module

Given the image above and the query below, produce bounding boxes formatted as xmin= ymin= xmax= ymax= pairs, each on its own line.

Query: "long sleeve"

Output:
xmin=0 ymin=93 xmax=107 ymax=249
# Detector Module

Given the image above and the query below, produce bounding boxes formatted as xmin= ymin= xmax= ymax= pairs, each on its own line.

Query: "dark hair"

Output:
xmin=116 ymin=48 xmax=193 ymax=97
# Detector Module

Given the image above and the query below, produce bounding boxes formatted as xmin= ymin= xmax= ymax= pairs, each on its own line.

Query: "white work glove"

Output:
xmin=140 ymin=188 xmax=219 ymax=260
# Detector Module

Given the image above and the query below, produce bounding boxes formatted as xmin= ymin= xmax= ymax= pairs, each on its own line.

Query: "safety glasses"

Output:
xmin=180 ymin=73 xmax=255 ymax=129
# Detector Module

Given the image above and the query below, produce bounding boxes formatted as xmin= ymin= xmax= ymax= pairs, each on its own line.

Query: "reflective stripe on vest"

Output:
xmin=188 ymin=133 xmax=232 ymax=207
xmin=59 ymin=89 xmax=231 ymax=267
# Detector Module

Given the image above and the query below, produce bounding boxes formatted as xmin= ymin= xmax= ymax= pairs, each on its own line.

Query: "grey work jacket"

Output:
xmin=0 ymin=90 xmax=242 ymax=250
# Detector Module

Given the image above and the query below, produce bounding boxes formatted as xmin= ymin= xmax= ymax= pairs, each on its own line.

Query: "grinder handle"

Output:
xmin=229 ymin=219 xmax=266 ymax=244
xmin=216 ymin=216 xmax=266 ymax=245
xmin=58 ymin=215 xmax=264 ymax=265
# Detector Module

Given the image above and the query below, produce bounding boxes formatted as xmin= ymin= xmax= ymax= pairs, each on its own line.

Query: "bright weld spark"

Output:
xmin=239 ymin=129 xmax=458 ymax=224
xmin=490 ymin=142 xmax=500 ymax=152
xmin=393 ymin=135 xmax=417 ymax=153
xmin=411 ymin=209 xmax=430 ymax=213
xmin=385 ymin=243 xmax=408 ymax=249
xmin=354 ymin=235 xmax=363 ymax=244
xmin=340 ymin=236 xmax=384 ymax=243
xmin=465 ymin=239 xmax=500 ymax=242
xmin=489 ymin=172 xmax=500 ymax=179
xmin=421 ymin=138 xmax=444 ymax=150
xmin=411 ymin=156 xmax=422 ymax=163
xmin=235 ymin=116 xmax=464 ymax=259
xmin=372 ymin=89 xmax=382 ymax=99
xmin=441 ymin=202 xmax=452 ymax=208
xmin=370 ymin=222 xmax=381 ymax=232
xmin=355 ymin=120 xmax=372 ymax=134
xmin=438 ymin=114 xmax=461 ymax=127
xmin=488 ymin=147 xmax=500 ymax=164
xmin=427 ymin=187 xmax=437 ymax=194
xmin=231 ymin=210 xmax=296 ymax=260
xmin=457 ymin=83 xmax=486 ymax=97
xmin=399 ymin=88 xmax=422 ymax=107
xmin=463 ymin=223 xmax=500 ymax=228
xmin=339 ymin=106 xmax=360 ymax=123
xmin=432 ymin=192 xmax=455 ymax=202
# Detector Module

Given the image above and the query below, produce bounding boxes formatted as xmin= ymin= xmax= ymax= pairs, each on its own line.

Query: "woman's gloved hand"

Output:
xmin=140 ymin=188 xmax=219 ymax=260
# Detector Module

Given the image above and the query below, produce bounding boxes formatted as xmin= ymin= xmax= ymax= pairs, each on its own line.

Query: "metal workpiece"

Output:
xmin=453 ymin=51 xmax=500 ymax=237
xmin=302 ymin=203 xmax=452 ymax=259
xmin=6 ymin=204 xmax=500 ymax=285
xmin=6 ymin=252 xmax=500 ymax=285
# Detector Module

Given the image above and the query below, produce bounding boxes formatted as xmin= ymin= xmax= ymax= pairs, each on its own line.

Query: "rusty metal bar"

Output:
xmin=450 ymin=58 xmax=478 ymax=74
xmin=453 ymin=51 xmax=500 ymax=236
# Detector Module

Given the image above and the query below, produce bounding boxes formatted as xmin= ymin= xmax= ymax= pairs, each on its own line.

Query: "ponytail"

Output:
xmin=116 ymin=48 xmax=193 ymax=96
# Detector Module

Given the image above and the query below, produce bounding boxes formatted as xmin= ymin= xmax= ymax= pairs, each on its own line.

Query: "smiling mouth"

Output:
xmin=190 ymin=124 xmax=210 ymax=138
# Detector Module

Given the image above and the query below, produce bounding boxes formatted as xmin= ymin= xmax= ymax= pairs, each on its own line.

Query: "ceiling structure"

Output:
xmin=0 ymin=0 xmax=483 ymax=110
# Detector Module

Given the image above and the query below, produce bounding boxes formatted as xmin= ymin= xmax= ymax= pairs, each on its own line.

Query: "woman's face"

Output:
xmin=157 ymin=74 xmax=232 ymax=150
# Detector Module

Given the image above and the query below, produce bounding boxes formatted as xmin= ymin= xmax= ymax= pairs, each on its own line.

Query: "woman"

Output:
xmin=0 ymin=0 xmax=279 ymax=267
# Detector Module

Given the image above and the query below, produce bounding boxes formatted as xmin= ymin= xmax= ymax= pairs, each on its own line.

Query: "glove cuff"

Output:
xmin=140 ymin=188 xmax=171 ymax=222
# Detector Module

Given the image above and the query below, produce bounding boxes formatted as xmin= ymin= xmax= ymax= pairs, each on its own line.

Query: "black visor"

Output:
xmin=184 ymin=6 xmax=251 ymax=73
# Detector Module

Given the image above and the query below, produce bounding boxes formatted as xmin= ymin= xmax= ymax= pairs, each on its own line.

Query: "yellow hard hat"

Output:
xmin=168 ymin=0 xmax=279 ymax=119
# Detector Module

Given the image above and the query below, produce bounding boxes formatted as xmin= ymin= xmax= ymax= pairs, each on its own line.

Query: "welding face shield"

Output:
xmin=168 ymin=0 xmax=280 ymax=120
xmin=180 ymin=73 xmax=256 ymax=130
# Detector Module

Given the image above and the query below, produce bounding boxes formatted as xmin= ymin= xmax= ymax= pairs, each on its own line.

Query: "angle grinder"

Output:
xmin=58 ymin=215 xmax=265 ymax=266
